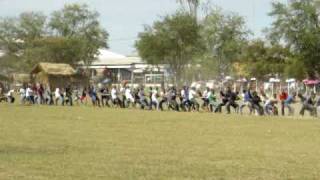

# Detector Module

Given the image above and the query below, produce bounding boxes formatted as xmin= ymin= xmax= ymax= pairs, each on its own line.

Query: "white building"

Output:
xmin=86 ymin=49 xmax=169 ymax=85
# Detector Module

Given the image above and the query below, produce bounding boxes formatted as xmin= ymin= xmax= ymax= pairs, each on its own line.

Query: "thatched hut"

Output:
xmin=31 ymin=63 xmax=88 ymax=90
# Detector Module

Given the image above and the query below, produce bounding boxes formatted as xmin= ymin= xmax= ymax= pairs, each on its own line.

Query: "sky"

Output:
xmin=0 ymin=0 xmax=287 ymax=55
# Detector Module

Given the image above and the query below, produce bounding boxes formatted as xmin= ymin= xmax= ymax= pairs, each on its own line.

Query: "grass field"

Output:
xmin=0 ymin=104 xmax=320 ymax=180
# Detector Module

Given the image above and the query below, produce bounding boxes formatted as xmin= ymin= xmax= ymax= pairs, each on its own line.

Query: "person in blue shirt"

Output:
xmin=284 ymin=92 xmax=296 ymax=116
xmin=240 ymin=90 xmax=253 ymax=115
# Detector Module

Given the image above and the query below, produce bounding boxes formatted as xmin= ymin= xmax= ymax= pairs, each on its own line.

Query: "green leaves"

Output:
xmin=268 ymin=0 xmax=320 ymax=78
xmin=136 ymin=12 xmax=202 ymax=84
xmin=0 ymin=3 xmax=109 ymax=73
xmin=200 ymin=9 xmax=249 ymax=76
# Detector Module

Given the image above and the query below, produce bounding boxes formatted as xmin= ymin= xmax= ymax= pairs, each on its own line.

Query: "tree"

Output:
xmin=177 ymin=0 xmax=201 ymax=18
xmin=240 ymin=40 xmax=291 ymax=80
xmin=267 ymin=0 xmax=320 ymax=78
xmin=49 ymin=3 xmax=109 ymax=66
xmin=0 ymin=3 xmax=109 ymax=73
xmin=18 ymin=12 xmax=47 ymax=42
xmin=135 ymin=12 xmax=203 ymax=84
xmin=200 ymin=9 xmax=249 ymax=78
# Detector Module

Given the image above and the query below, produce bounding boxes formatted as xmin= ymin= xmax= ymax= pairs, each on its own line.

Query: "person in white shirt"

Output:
xmin=54 ymin=88 xmax=61 ymax=105
xmin=151 ymin=87 xmax=159 ymax=110
xmin=19 ymin=86 xmax=26 ymax=104
xmin=189 ymin=87 xmax=199 ymax=111
xmin=7 ymin=89 xmax=15 ymax=103
xmin=26 ymin=86 xmax=34 ymax=104
xmin=111 ymin=86 xmax=120 ymax=107
xmin=202 ymin=87 xmax=210 ymax=111
xmin=125 ymin=87 xmax=135 ymax=107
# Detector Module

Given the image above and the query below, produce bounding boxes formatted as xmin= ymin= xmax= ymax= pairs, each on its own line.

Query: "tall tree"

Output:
xmin=18 ymin=12 xmax=46 ymax=42
xmin=240 ymin=40 xmax=291 ymax=80
xmin=267 ymin=0 xmax=320 ymax=78
xmin=0 ymin=3 xmax=109 ymax=72
xmin=200 ymin=9 xmax=249 ymax=77
xmin=0 ymin=12 xmax=47 ymax=72
xmin=135 ymin=12 xmax=203 ymax=85
xmin=49 ymin=3 xmax=109 ymax=66
xmin=177 ymin=0 xmax=201 ymax=18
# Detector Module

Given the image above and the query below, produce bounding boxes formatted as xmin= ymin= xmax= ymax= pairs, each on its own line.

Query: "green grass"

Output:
xmin=0 ymin=104 xmax=320 ymax=180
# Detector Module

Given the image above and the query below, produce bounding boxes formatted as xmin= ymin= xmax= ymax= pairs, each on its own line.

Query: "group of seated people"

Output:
xmin=1 ymin=83 xmax=320 ymax=117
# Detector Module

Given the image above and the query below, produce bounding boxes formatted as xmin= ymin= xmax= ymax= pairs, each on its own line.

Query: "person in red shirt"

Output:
xmin=279 ymin=90 xmax=288 ymax=116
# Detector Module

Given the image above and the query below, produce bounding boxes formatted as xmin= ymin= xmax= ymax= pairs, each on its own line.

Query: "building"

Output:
xmin=85 ymin=49 xmax=169 ymax=86
xmin=31 ymin=63 xmax=88 ymax=90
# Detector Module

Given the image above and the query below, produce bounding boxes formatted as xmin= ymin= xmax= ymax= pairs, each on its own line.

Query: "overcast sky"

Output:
xmin=0 ymin=0 xmax=287 ymax=55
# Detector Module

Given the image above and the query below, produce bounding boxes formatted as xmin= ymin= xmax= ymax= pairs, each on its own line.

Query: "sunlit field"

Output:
xmin=0 ymin=104 xmax=320 ymax=180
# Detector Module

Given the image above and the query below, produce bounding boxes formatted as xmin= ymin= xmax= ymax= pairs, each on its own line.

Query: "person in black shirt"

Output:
xmin=226 ymin=91 xmax=239 ymax=114
xmin=250 ymin=91 xmax=264 ymax=116
xmin=65 ymin=85 xmax=73 ymax=106
xmin=100 ymin=87 xmax=110 ymax=107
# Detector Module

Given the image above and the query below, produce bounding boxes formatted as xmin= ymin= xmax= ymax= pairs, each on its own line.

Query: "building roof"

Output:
xmin=31 ymin=63 xmax=76 ymax=76
xmin=92 ymin=49 xmax=144 ymax=66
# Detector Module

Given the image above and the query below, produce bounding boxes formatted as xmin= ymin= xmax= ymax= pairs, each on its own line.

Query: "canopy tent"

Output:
xmin=303 ymin=79 xmax=320 ymax=85
xmin=303 ymin=79 xmax=320 ymax=93
xmin=286 ymin=78 xmax=296 ymax=94
xmin=269 ymin=78 xmax=281 ymax=95
xmin=249 ymin=78 xmax=258 ymax=92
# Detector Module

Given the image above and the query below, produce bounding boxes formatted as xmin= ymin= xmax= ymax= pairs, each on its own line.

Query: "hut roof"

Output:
xmin=31 ymin=63 xmax=76 ymax=76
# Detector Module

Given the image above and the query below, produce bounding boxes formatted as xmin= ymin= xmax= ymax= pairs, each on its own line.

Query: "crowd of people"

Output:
xmin=1 ymin=83 xmax=320 ymax=117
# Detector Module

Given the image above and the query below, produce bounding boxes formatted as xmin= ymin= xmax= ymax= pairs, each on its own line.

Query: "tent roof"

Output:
xmin=303 ymin=79 xmax=320 ymax=85
xmin=31 ymin=63 xmax=76 ymax=76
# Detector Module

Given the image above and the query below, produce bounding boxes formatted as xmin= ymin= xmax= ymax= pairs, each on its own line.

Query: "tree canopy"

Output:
xmin=135 ymin=12 xmax=203 ymax=84
xmin=0 ymin=3 xmax=108 ymax=73
xmin=267 ymin=0 xmax=320 ymax=78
